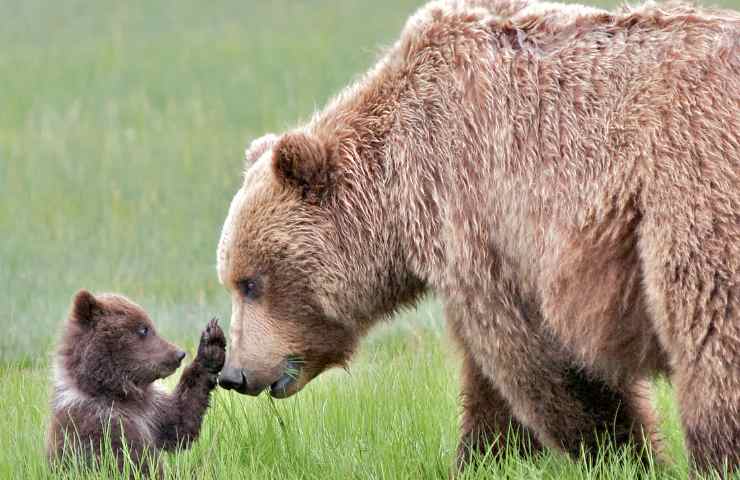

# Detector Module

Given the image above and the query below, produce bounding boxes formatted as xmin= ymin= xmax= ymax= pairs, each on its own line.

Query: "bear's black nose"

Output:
xmin=176 ymin=351 xmax=186 ymax=362
xmin=219 ymin=366 xmax=247 ymax=392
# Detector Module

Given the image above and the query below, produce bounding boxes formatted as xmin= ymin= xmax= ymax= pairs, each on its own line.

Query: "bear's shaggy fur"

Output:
xmin=217 ymin=0 xmax=739 ymax=473
xmin=47 ymin=290 xmax=226 ymax=473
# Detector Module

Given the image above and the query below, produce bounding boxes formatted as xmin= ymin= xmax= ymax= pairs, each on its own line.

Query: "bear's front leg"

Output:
xmin=155 ymin=319 xmax=226 ymax=451
xmin=448 ymin=295 xmax=654 ymax=463
xmin=455 ymin=347 xmax=542 ymax=470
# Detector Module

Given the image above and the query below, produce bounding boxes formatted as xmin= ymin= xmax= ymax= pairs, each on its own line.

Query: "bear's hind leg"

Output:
xmin=662 ymin=278 xmax=740 ymax=474
xmin=456 ymin=349 xmax=543 ymax=469
xmin=662 ymin=277 xmax=740 ymax=474
xmin=675 ymin=358 xmax=740 ymax=475
xmin=639 ymin=198 xmax=740 ymax=474
xmin=450 ymin=296 xmax=659 ymax=463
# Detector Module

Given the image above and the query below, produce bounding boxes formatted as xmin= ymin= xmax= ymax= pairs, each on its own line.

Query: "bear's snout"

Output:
xmin=218 ymin=366 xmax=247 ymax=393
xmin=219 ymin=363 xmax=291 ymax=397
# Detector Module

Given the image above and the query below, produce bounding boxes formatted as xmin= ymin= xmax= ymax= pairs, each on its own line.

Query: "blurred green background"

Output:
xmin=1 ymin=1 xmax=738 ymax=478
xmin=1 ymin=0 xmax=737 ymax=361
xmin=1 ymin=0 xmax=424 ymax=361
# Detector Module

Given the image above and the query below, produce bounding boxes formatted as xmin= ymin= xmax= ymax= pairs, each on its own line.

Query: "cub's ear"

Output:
xmin=70 ymin=289 xmax=101 ymax=326
xmin=272 ymin=132 xmax=336 ymax=203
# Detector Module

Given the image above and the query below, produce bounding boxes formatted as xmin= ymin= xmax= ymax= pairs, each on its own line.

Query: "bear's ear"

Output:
xmin=244 ymin=133 xmax=278 ymax=170
xmin=70 ymin=289 xmax=101 ymax=327
xmin=272 ymin=132 xmax=336 ymax=203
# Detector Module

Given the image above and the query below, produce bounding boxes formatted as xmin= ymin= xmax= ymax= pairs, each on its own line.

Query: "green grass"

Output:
xmin=0 ymin=323 xmax=694 ymax=479
xmin=1 ymin=0 xmax=738 ymax=478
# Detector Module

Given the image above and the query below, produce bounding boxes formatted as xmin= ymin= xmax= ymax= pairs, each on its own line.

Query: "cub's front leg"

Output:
xmin=156 ymin=318 xmax=226 ymax=451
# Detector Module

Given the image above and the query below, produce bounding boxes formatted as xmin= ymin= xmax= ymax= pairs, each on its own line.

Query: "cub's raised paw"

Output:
xmin=197 ymin=318 xmax=226 ymax=374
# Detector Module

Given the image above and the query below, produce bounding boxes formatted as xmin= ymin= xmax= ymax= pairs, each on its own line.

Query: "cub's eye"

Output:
xmin=237 ymin=278 xmax=260 ymax=300
xmin=136 ymin=326 xmax=149 ymax=338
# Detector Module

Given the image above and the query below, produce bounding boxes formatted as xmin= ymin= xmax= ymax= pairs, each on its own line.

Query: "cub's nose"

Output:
xmin=219 ymin=366 xmax=246 ymax=392
xmin=175 ymin=351 xmax=186 ymax=362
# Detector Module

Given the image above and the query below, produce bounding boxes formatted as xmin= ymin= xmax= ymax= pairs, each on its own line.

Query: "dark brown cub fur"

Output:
xmin=46 ymin=290 xmax=226 ymax=474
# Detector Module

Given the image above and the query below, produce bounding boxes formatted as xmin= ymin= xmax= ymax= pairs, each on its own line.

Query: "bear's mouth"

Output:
xmin=157 ymin=365 xmax=179 ymax=381
xmin=269 ymin=357 xmax=303 ymax=398
xmin=219 ymin=357 xmax=304 ymax=397
xmin=269 ymin=373 xmax=296 ymax=398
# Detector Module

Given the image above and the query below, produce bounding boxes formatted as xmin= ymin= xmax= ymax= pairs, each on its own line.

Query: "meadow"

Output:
xmin=1 ymin=0 xmax=737 ymax=478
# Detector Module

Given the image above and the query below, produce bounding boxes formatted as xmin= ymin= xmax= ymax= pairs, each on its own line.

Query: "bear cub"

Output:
xmin=47 ymin=289 xmax=226 ymax=472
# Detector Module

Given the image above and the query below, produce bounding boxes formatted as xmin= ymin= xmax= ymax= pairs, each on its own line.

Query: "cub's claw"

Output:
xmin=201 ymin=318 xmax=226 ymax=347
xmin=197 ymin=318 xmax=226 ymax=374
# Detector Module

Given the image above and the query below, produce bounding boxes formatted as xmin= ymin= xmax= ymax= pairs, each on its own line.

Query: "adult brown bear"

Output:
xmin=216 ymin=0 xmax=740 ymax=473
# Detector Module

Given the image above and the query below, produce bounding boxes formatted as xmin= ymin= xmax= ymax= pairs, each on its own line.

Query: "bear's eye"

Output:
xmin=237 ymin=278 xmax=260 ymax=301
xmin=136 ymin=326 xmax=149 ymax=338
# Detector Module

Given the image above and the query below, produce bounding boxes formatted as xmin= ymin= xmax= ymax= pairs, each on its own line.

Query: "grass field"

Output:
xmin=1 ymin=0 xmax=738 ymax=478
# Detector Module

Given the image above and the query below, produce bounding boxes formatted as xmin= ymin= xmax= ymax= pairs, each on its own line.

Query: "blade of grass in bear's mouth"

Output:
xmin=284 ymin=356 xmax=304 ymax=380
